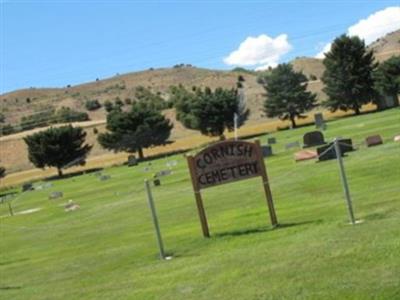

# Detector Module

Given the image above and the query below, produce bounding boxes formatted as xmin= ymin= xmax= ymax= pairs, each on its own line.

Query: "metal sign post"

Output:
xmin=234 ymin=113 xmax=238 ymax=141
xmin=333 ymin=138 xmax=356 ymax=225
xmin=145 ymin=180 xmax=166 ymax=259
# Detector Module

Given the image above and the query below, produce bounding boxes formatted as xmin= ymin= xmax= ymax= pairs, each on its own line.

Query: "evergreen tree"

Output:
xmin=134 ymin=86 xmax=168 ymax=110
xmin=98 ymin=103 xmax=173 ymax=159
xmin=322 ymin=35 xmax=377 ymax=115
xmin=260 ymin=63 xmax=317 ymax=128
xmin=24 ymin=126 xmax=92 ymax=177
xmin=171 ymin=86 xmax=249 ymax=138
xmin=374 ymin=56 xmax=400 ymax=108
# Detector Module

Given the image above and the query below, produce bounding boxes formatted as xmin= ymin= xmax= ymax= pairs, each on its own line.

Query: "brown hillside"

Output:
xmin=291 ymin=57 xmax=325 ymax=79
xmin=1 ymin=67 xmax=264 ymax=125
xmin=368 ymin=29 xmax=400 ymax=62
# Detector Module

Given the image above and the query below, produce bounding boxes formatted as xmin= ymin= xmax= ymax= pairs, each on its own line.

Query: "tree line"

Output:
xmin=1 ymin=34 xmax=398 ymax=178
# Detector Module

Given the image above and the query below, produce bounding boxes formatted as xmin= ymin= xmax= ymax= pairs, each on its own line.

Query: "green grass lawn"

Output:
xmin=1 ymin=108 xmax=399 ymax=300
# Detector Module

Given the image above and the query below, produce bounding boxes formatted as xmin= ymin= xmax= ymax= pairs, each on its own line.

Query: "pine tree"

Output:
xmin=260 ymin=63 xmax=317 ymax=128
xmin=24 ymin=126 xmax=92 ymax=177
xmin=171 ymin=86 xmax=249 ymax=138
xmin=322 ymin=35 xmax=377 ymax=115
xmin=374 ymin=56 xmax=400 ymax=109
xmin=98 ymin=103 xmax=173 ymax=159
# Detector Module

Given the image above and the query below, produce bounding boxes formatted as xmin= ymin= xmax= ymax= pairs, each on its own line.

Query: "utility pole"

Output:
xmin=333 ymin=138 xmax=356 ymax=225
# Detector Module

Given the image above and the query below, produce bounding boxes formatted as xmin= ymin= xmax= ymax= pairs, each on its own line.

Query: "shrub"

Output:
xmin=104 ymin=100 xmax=114 ymax=112
xmin=55 ymin=107 xmax=89 ymax=123
xmin=0 ymin=124 xmax=15 ymax=136
xmin=85 ymin=99 xmax=102 ymax=111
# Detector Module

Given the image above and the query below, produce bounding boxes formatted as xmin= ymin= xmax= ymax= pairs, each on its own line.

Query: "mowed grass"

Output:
xmin=0 ymin=109 xmax=399 ymax=300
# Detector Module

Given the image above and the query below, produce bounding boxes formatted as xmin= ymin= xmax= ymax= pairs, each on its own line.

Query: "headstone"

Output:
xmin=22 ymin=183 xmax=33 ymax=192
xmin=49 ymin=191 xmax=63 ymax=200
xmin=314 ymin=113 xmax=325 ymax=129
xmin=317 ymin=144 xmax=337 ymax=161
xmin=166 ymin=160 xmax=178 ymax=168
xmin=34 ymin=182 xmax=53 ymax=191
xmin=294 ymin=150 xmax=318 ymax=162
xmin=366 ymin=135 xmax=383 ymax=147
xmin=153 ymin=179 xmax=161 ymax=186
xmin=99 ymin=175 xmax=111 ymax=181
xmin=35 ymin=185 xmax=44 ymax=191
xmin=267 ymin=137 xmax=276 ymax=144
xmin=285 ymin=141 xmax=300 ymax=150
xmin=155 ymin=170 xmax=172 ymax=177
xmin=127 ymin=155 xmax=138 ymax=167
xmin=394 ymin=135 xmax=400 ymax=142
xmin=303 ymin=131 xmax=325 ymax=148
xmin=337 ymin=138 xmax=354 ymax=153
xmin=64 ymin=200 xmax=80 ymax=212
xmin=261 ymin=145 xmax=273 ymax=157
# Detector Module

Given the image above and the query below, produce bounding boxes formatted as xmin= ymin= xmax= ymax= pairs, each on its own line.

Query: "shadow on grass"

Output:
xmin=44 ymin=167 xmax=103 ymax=181
xmin=0 ymin=191 xmax=18 ymax=198
xmin=214 ymin=220 xmax=322 ymax=238
xmin=0 ymin=286 xmax=22 ymax=290
xmin=0 ymin=258 xmax=29 ymax=266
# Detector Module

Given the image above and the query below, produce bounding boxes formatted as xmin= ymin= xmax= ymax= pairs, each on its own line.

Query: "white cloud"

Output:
xmin=315 ymin=6 xmax=400 ymax=58
xmin=315 ymin=42 xmax=332 ymax=59
xmin=224 ymin=34 xmax=292 ymax=69
xmin=255 ymin=62 xmax=278 ymax=71
xmin=348 ymin=6 xmax=400 ymax=44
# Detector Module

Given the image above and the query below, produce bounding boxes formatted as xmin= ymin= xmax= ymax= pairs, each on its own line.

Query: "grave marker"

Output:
xmin=338 ymin=139 xmax=354 ymax=153
xmin=314 ymin=113 xmax=325 ymax=129
xmin=261 ymin=145 xmax=273 ymax=157
xmin=285 ymin=141 xmax=300 ymax=150
xmin=366 ymin=135 xmax=383 ymax=147
xmin=317 ymin=138 xmax=353 ymax=161
xmin=294 ymin=150 xmax=318 ymax=162
xmin=49 ymin=191 xmax=63 ymax=200
xmin=99 ymin=175 xmax=111 ymax=181
xmin=127 ymin=155 xmax=138 ymax=167
xmin=303 ymin=131 xmax=325 ymax=148
xmin=317 ymin=144 xmax=337 ymax=161
xmin=22 ymin=183 xmax=33 ymax=192
xmin=187 ymin=140 xmax=278 ymax=237
xmin=155 ymin=170 xmax=172 ymax=177
xmin=267 ymin=137 xmax=276 ymax=144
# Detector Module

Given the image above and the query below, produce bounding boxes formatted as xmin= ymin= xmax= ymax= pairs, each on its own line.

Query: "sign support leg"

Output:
xmin=255 ymin=140 xmax=278 ymax=227
xmin=261 ymin=179 xmax=278 ymax=227
xmin=187 ymin=156 xmax=210 ymax=238
xmin=194 ymin=191 xmax=210 ymax=238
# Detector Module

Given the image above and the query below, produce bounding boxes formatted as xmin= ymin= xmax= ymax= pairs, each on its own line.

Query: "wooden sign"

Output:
xmin=187 ymin=140 xmax=278 ymax=237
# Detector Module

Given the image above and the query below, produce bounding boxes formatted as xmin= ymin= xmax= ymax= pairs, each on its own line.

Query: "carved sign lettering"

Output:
xmin=192 ymin=141 xmax=262 ymax=189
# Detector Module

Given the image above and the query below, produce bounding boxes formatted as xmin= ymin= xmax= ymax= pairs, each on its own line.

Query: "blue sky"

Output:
xmin=1 ymin=0 xmax=399 ymax=93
